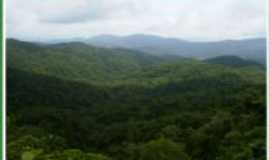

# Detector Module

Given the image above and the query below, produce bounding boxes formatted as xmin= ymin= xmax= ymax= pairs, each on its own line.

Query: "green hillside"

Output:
xmin=204 ymin=55 xmax=264 ymax=68
xmin=7 ymin=39 xmax=177 ymax=84
xmin=7 ymin=39 xmax=264 ymax=86
xmin=7 ymin=40 xmax=171 ymax=82
xmin=7 ymin=39 xmax=266 ymax=160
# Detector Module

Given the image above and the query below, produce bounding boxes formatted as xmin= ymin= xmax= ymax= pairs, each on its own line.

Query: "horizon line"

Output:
xmin=6 ymin=33 xmax=267 ymax=44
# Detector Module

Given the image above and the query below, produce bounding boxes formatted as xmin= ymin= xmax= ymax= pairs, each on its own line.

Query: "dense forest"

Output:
xmin=7 ymin=39 xmax=266 ymax=160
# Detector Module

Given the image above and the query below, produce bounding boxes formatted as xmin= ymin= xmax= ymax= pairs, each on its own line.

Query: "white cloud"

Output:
xmin=6 ymin=0 xmax=266 ymax=41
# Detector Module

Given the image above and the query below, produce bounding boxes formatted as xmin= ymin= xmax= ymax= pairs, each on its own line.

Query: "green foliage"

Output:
xmin=34 ymin=149 xmax=110 ymax=160
xmin=204 ymin=55 xmax=264 ymax=68
xmin=140 ymin=138 xmax=190 ymax=160
xmin=8 ymin=135 xmax=41 ymax=160
xmin=22 ymin=150 xmax=42 ymax=160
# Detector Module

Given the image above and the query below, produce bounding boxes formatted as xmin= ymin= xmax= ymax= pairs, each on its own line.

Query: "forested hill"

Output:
xmin=7 ymin=39 xmax=184 ymax=85
xmin=204 ymin=55 xmax=264 ymax=68
xmin=7 ymin=39 xmax=266 ymax=160
xmin=7 ymin=39 xmax=264 ymax=85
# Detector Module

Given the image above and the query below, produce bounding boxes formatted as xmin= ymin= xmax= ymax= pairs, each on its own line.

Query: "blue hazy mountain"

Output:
xmin=87 ymin=34 xmax=266 ymax=64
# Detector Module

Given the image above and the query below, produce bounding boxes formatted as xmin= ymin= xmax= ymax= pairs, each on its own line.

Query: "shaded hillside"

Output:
xmin=8 ymin=65 xmax=266 ymax=160
xmin=204 ymin=55 xmax=264 ymax=68
xmin=7 ymin=68 xmax=109 ymax=109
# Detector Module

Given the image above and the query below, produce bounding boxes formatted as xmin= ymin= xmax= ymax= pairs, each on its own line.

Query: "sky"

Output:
xmin=7 ymin=0 xmax=267 ymax=41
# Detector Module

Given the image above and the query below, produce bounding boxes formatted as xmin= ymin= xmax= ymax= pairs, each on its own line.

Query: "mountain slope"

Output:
xmin=204 ymin=55 xmax=263 ymax=68
xmin=7 ymin=39 xmax=182 ymax=84
xmin=7 ymin=39 xmax=265 ymax=86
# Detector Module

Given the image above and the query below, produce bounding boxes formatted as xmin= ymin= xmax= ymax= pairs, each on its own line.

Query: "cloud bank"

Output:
xmin=7 ymin=0 xmax=266 ymax=41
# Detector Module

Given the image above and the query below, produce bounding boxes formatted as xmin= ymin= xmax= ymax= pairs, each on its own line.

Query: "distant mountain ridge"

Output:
xmin=86 ymin=34 xmax=266 ymax=64
xmin=7 ymin=39 xmax=264 ymax=86
xmin=9 ymin=34 xmax=266 ymax=65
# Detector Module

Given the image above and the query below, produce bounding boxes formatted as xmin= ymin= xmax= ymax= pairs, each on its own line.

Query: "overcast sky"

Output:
xmin=7 ymin=0 xmax=266 ymax=41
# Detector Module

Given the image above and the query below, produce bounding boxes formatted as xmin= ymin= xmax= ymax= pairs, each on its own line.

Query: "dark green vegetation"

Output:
xmin=204 ymin=55 xmax=264 ymax=69
xmin=7 ymin=39 xmax=266 ymax=160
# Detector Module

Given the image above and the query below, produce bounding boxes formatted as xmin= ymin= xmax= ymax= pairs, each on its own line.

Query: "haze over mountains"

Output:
xmin=87 ymin=35 xmax=266 ymax=64
xmin=7 ymin=38 xmax=265 ymax=85
xmin=27 ymin=34 xmax=266 ymax=65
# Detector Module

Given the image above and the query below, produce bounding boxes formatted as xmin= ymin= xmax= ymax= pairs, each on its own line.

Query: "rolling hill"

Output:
xmin=204 ymin=55 xmax=264 ymax=68
xmin=7 ymin=39 xmax=264 ymax=85
xmin=7 ymin=39 xmax=183 ymax=84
